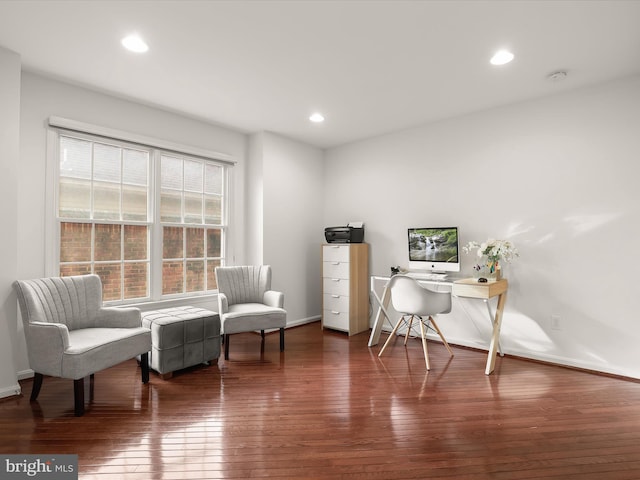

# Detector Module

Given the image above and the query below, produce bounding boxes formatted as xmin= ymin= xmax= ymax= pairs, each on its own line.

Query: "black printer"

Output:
xmin=324 ymin=225 xmax=365 ymax=243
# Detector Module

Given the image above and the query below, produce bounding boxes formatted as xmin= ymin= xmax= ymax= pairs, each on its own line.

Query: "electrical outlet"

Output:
xmin=551 ymin=314 xmax=562 ymax=331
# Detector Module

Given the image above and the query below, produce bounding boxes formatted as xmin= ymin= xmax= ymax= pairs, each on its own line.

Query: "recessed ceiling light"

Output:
xmin=121 ymin=34 xmax=149 ymax=53
xmin=309 ymin=113 xmax=325 ymax=123
xmin=490 ymin=50 xmax=514 ymax=66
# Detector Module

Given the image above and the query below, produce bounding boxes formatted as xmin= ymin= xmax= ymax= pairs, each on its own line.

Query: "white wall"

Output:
xmin=255 ymin=132 xmax=324 ymax=326
xmin=247 ymin=133 xmax=264 ymax=265
xmin=7 ymin=59 xmax=637 ymax=395
xmin=324 ymin=75 xmax=640 ymax=379
xmin=0 ymin=46 xmax=21 ymax=398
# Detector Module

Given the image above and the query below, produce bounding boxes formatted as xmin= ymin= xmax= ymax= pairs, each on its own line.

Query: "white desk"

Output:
xmin=368 ymin=275 xmax=508 ymax=375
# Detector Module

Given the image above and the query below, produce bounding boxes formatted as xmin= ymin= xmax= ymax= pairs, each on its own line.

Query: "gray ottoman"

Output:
xmin=141 ymin=306 xmax=221 ymax=379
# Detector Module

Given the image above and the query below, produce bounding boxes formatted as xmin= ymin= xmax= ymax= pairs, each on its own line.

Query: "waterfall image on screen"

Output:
xmin=408 ymin=227 xmax=458 ymax=263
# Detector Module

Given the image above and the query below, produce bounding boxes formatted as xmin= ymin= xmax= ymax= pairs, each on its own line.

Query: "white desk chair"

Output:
xmin=378 ymin=275 xmax=454 ymax=370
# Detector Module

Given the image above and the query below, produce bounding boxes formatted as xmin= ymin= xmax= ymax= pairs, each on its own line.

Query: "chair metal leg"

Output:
xmin=261 ymin=330 xmax=265 ymax=340
xmin=378 ymin=316 xmax=405 ymax=357
xmin=279 ymin=327 xmax=285 ymax=352
xmin=419 ymin=317 xmax=431 ymax=370
xmin=140 ymin=352 xmax=150 ymax=383
xmin=30 ymin=373 xmax=44 ymax=402
xmin=429 ymin=317 xmax=454 ymax=357
xmin=74 ymin=378 xmax=85 ymax=416
xmin=224 ymin=334 xmax=230 ymax=360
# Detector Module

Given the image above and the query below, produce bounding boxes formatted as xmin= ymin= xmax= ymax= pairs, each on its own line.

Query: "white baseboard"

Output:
xmin=17 ymin=369 xmax=34 ymax=381
xmin=503 ymin=347 xmax=640 ymax=380
xmin=380 ymin=328 xmax=640 ymax=380
xmin=287 ymin=316 xmax=321 ymax=328
xmin=0 ymin=383 xmax=22 ymax=399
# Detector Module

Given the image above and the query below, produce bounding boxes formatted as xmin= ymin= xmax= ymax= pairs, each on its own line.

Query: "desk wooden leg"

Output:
xmin=485 ymin=300 xmax=503 ymax=356
xmin=485 ymin=292 xmax=507 ymax=375
xmin=368 ymin=286 xmax=391 ymax=347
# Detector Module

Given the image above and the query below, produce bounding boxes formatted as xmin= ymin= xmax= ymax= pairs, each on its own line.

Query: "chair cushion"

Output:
xmin=62 ymin=327 xmax=151 ymax=379
xmin=221 ymin=303 xmax=286 ymax=334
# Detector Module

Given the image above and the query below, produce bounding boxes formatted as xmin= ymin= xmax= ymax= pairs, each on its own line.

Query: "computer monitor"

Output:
xmin=407 ymin=227 xmax=460 ymax=273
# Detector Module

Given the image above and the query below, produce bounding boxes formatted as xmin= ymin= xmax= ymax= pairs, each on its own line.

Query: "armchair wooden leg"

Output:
xmin=30 ymin=373 xmax=44 ymax=402
xmin=279 ymin=327 xmax=285 ymax=352
xmin=74 ymin=378 xmax=85 ymax=417
xmin=140 ymin=352 xmax=150 ymax=383
xmin=224 ymin=334 xmax=230 ymax=360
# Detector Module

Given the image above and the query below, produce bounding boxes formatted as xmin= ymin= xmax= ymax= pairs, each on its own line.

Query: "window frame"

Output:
xmin=45 ymin=119 xmax=234 ymax=306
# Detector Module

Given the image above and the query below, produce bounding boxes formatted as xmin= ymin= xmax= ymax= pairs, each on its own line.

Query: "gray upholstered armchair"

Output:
xmin=13 ymin=274 xmax=152 ymax=416
xmin=215 ymin=265 xmax=286 ymax=360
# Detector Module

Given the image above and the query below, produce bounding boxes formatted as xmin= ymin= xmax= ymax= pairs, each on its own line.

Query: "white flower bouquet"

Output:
xmin=463 ymin=238 xmax=519 ymax=276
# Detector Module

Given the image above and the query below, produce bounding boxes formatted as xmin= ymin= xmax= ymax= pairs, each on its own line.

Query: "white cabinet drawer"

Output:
xmin=322 ymin=245 xmax=350 ymax=263
xmin=323 ymin=293 xmax=350 ymax=312
xmin=321 ymin=243 xmax=368 ymax=336
xmin=323 ymin=277 xmax=350 ymax=296
xmin=323 ymin=261 xmax=350 ymax=279
xmin=323 ymin=309 xmax=349 ymax=331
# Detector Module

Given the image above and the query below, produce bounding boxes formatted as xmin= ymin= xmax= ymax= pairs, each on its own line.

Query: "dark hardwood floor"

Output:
xmin=2 ymin=321 xmax=640 ymax=479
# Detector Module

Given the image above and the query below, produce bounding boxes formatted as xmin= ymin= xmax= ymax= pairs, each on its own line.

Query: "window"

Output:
xmin=159 ymin=153 xmax=224 ymax=296
xmin=54 ymin=130 xmax=229 ymax=303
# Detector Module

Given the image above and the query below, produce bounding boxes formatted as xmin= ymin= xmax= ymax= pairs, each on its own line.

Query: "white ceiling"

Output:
xmin=1 ymin=0 xmax=639 ymax=149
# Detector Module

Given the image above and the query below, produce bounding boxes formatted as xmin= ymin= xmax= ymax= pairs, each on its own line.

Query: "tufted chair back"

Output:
xmin=14 ymin=274 xmax=104 ymax=331
xmin=215 ymin=265 xmax=272 ymax=306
